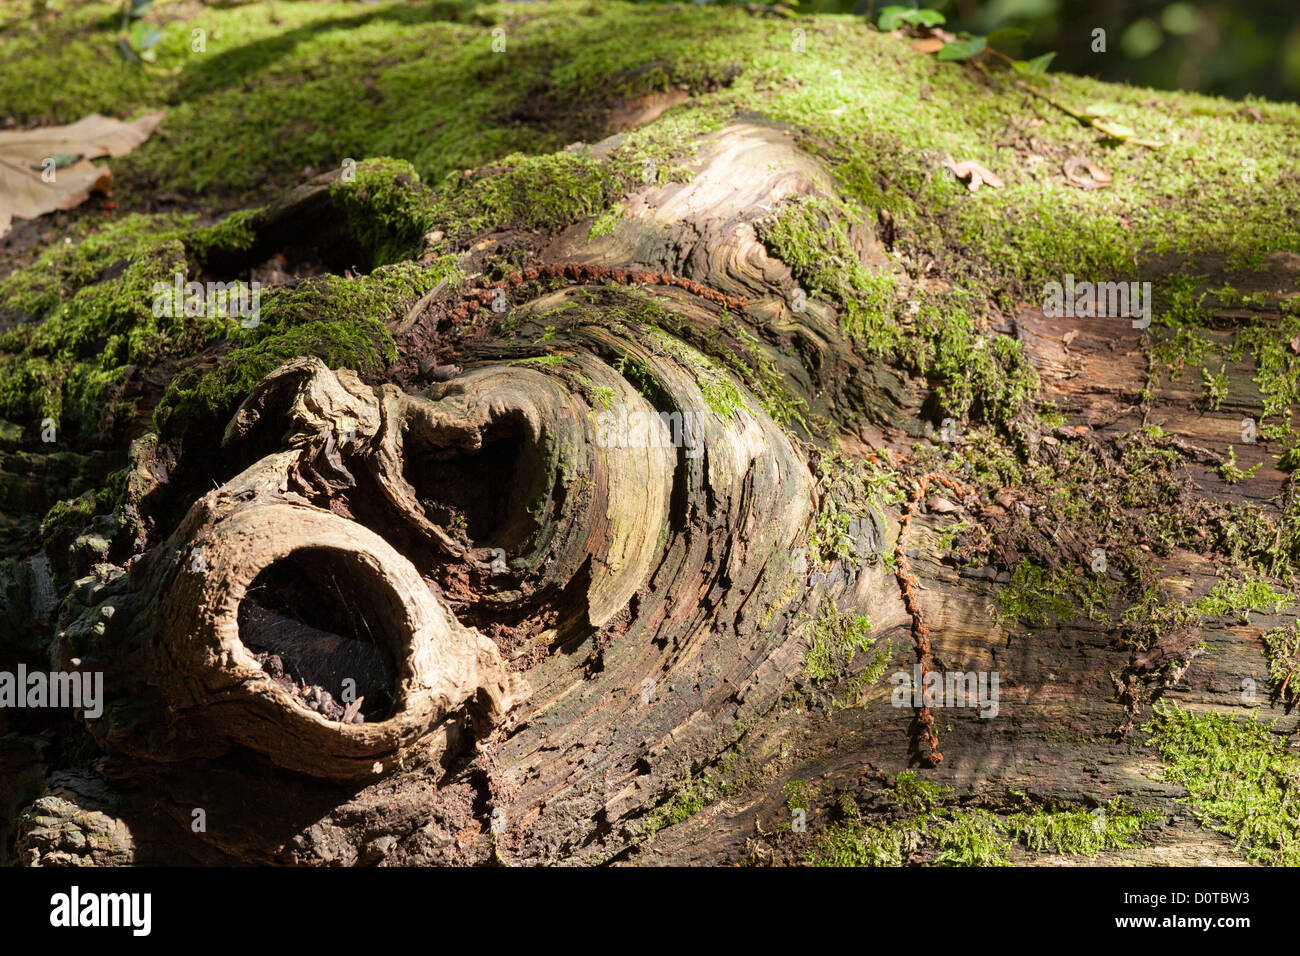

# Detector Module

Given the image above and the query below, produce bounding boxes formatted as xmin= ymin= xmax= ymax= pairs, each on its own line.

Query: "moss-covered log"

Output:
xmin=2 ymin=0 xmax=1300 ymax=867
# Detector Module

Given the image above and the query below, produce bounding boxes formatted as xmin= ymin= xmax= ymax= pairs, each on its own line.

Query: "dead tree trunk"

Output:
xmin=4 ymin=107 xmax=1298 ymax=867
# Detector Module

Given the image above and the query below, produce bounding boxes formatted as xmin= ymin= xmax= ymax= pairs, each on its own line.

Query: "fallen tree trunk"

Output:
xmin=3 ymin=2 xmax=1300 ymax=867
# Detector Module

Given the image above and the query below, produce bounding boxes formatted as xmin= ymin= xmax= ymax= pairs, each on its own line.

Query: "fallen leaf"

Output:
xmin=1239 ymin=106 xmax=1263 ymax=122
xmin=340 ymin=696 xmax=364 ymax=725
xmin=1289 ymin=334 xmax=1300 ymax=355
xmin=943 ymin=156 xmax=1004 ymax=192
xmin=1062 ymin=155 xmax=1113 ymax=189
xmin=1062 ymin=329 xmax=1079 ymax=347
xmin=0 ymin=112 xmax=164 ymax=237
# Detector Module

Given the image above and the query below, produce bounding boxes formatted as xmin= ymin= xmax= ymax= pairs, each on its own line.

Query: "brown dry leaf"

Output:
xmin=1062 ymin=155 xmax=1113 ymax=189
xmin=943 ymin=156 xmax=1004 ymax=192
xmin=910 ymin=36 xmax=945 ymax=53
xmin=0 ymin=112 xmax=164 ymax=237
xmin=1289 ymin=334 xmax=1300 ymax=355
xmin=1062 ymin=329 xmax=1079 ymax=348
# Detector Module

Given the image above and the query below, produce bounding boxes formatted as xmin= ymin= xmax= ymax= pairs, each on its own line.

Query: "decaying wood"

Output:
xmin=5 ymin=113 xmax=1298 ymax=868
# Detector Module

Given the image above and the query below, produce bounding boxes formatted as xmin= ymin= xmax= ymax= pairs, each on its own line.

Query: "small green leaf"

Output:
xmin=936 ymin=36 xmax=986 ymax=60
xmin=1025 ymin=51 xmax=1055 ymax=73
xmin=129 ymin=0 xmax=153 ymax=15
xmin=130 ymin=20 xmax=160 ymax=50
xmin=908 ymin=9 xmax=946 ymax=27
xmin=877 ymin=5 xmax=945 ymax=30
xmin=877 ymin=5 xmax=910 ymax=30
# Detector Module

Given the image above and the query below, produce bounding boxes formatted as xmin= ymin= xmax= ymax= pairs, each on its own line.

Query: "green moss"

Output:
xmin=155 ymin=259 xmax=449 ymax=438
xmin=642 ymin=747 xmax=749 ymax=837
xmin=756 ymin=196 xmax=898 ymax=350
xmin=698 ymin=373 xmax=747 ymax=421
xmin=1145 ymin=703 xmax=1300 ymax=865
xmin=1005 ymin=800 xmax=1160 ymax=856
xmin=640 ymin=311 xmax=812 ymax=433
xmin=588 ymin=202 xmax=625 ymax=239
xmin=1114 ymin=573 xmax=1288 ymax=657
xmin=1217 ymin=445 xmax=1261 ymax=485
xmin=931 ymin=809 xmax=1013 ymax=866
xmin=329 ymin=159 xmax=434 ymax=267
xmin=756 ymin=198 xmax=1040 ymax=427
xmin=1214 ymin=479 xmax=1300 ymax=580
xmin=892 ymin=770 xmax=951 ymax=811
xmin=1143 ymin=272 xmax=1300 ymax=443
xmin=6 ymin=0 xmax=1296 ymax=277
xmin=38 ymin=492 xmax=100 ymax=547
xmin=1278 ymin=444 xmax=1300 ymax=473
xmin=908 ymin=294 xmax=1041 ymax=426
xmin=600 ymin=315 xmax=759 ymax=425
xmin=427 ymin=151 xmax=617 ymax=243
xmin=643 ymin=775 xmax=716 ymax=834
xmin=729 ymin=327 xmax=812 ymax=433
xmin=0 ymin=213 xmax=224 ymax=435
xmin=1117 ymin=583 xmax=1197 ymax=651
xmin=784 ymin=779 xmax=816 ymax=814
xmin=1200 ymin=364 xmax=1229 ymax=412
xmin=807 ymin=450 xmax=903 ymax=566
xmin=932 ymin=516 xmax=971 ymax=559
xmin=6 ymin=0 xmax=1292 ymax=454
xmin=508 ymin=353 xmax=569 ymax=367
xmin=805 ymin=773 xmax=1153 ymax=866
xmin=808 ymin=814 xmax=920 ymax=867
xmin=1262 ymin=624 xmax=1300 ymax=705
xmin=807 ymin=789 xmax=919 ymax=867
xmin=802 ymin=597 xmax=890 ymax=707
xmin=808 ymin=507 xmax=860 ymax=567
xmin=5 ymin=0 xmax=1299 ymax=645
xmin=0 ymin=1 xmax=721 ymax=204
xmin=993 ymin=558 xmax=1115 ymax=629
xmin=1192 ymin=573 xmax=1293 ymax=623
xmin=954 ymin=426 xmax=1046 ymax=491
xmin=577 ymin=378 xmax=616 ymax=411
xmin=952 ymin=416 xmax=1300 ymax=650
xmin=0 ymin=177 xmax=469 ymax=446
xmin=187 ymin=209 xmax=261 ymax=260
xmin=1231 ymin=312 xmax=1300 ymax=441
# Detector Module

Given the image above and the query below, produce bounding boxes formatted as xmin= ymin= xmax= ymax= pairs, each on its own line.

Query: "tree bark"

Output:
xmin=3 ymin=102 xmax=1298 ymax=868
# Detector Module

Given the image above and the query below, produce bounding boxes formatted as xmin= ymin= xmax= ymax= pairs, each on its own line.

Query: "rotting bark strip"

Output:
xmin=894 ymin=472 xmax=970 ymax=768
xmin=441 ymin=262 xmax=749 ymax=326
